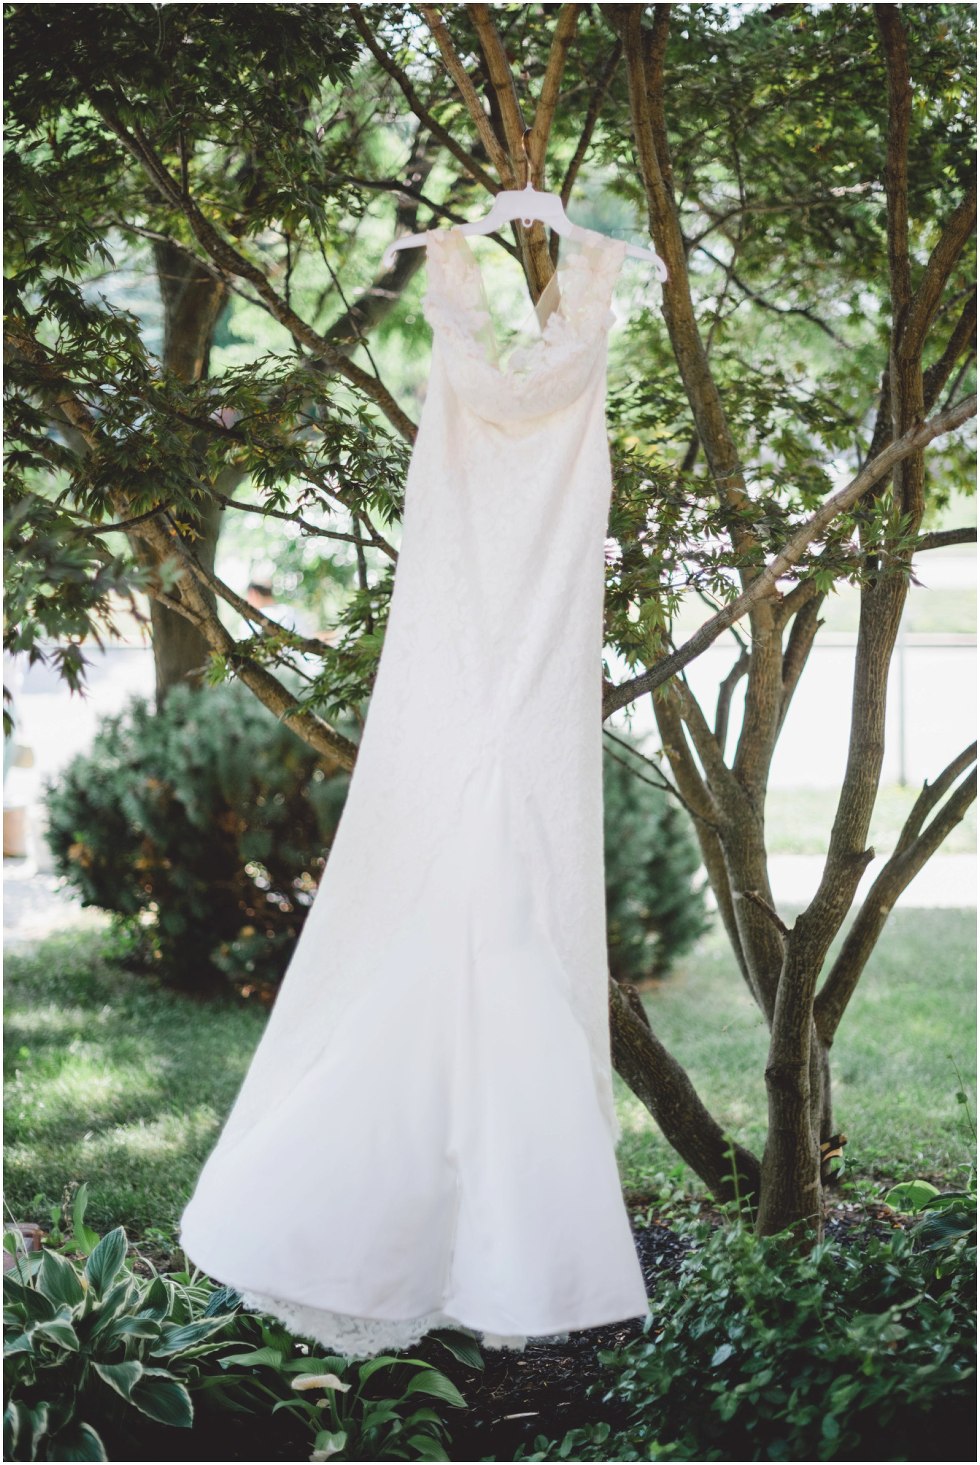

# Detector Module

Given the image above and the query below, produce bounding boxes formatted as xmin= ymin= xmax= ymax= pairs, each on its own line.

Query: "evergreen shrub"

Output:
xmin=45 ymin=688 xmax=709 ymax=994
xmin=44 ymin=683 xmax=350 ymax=994
xmin=603 ymin=737 xmax=710 ymax=983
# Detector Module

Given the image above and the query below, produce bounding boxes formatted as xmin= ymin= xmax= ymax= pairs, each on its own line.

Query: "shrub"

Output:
xmin=44 ymin=683 xmax=351 ymax=995
xmin=603 ymin=738 xmax=710 ymax=982
xmin=518 ymin=1204 xmax=976 ymax=1462
xmin=46 ymin=690 xmax=709 ymax=996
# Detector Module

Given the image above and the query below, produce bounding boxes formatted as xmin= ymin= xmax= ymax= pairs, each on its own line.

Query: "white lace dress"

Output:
xmin=177 ymin=225 xmax=651 ymax=1356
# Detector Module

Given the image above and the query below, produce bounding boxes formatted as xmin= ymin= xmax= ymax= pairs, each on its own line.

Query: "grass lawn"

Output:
xmin=617 ymin=906 xmax=977 ymax=1198
xmin=3 ymin=910 xmax=976 ymax=1240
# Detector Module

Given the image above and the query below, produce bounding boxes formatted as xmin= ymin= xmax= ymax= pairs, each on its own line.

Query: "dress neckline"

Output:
xmin=445 ymin=228 xmax=567 ymax=370
xmin=425 ymin=225 xmax=626 ymax=386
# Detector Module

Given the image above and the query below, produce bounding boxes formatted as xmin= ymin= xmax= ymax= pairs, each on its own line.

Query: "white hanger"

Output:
xmin=382 ymin=131 xmax=668 ymax=282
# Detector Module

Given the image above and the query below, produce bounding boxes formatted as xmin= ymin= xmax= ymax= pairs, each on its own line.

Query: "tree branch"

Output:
xmin=531 ymin=3 xmax=582 ymax=186
xmin=419 ymin=5 xmax=514 ymax=185
xmin=90 ymin=96 xmax=418 ymax=443
xmin=558 ymin=39 xmax=621 ymax=212
xmin=915 ymin=526 xmax=977 ymax=553
xmin=814 ymin=747 xmax=978 ymax=1042
xmin=351 ymin=10 xmax=498 ymax=193
xmin=608 ymin=976 xmax=761 ymax=1208
xmin=714 ymin=647 xmax=750 ymax=752
xmin=602 ymin=395 xmax=977 ymax=718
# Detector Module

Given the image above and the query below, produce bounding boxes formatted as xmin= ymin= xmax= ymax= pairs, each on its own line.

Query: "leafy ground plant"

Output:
xmin=3 ymin=1199 xmax=227 ymax=1460
xmin=3 ymin=1184 xmax=474 ymax=1462
xmin=515 ymin=1195 xmax=976 ymax=1463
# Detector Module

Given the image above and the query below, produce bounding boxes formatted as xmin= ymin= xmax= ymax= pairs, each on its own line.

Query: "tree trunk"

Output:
xmin=150 ymin=239 xmax=228 ymax=706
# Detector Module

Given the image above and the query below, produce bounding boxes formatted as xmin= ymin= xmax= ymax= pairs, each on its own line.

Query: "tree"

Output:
xmin=4 ymin=2 xmax=976 ymax=1238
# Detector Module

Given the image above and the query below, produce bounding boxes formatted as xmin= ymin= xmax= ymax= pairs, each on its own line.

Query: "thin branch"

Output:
xmin=814 ymin=751 xmax=978 ymax=1042
xmin=72 ymin=501 xmax=175 ymax=537
xmin=602 ymin=394 xmax=977 ymax=718
xmin=213 ymin=490 xmax=396 ymax=559
xmin=91 ymin=98 xmax=417 ymax=443
xmin=892 ymin=741 xmax=978 ymax=858
xmin=736 ymin=888 xmax=790 ymax=941
xmin=714 ymin=647 xmax=750 ymax=751
xmin=558 ymin=39 xmax=621 ymax=211
xmin=531 ymin=3 xmax=582 ymax=185
xmin=601 ymin=727 xmax=707 ymax=827
xmin=351 ymin=10 xmax=498 ymax=193
xmin=923 ymin=288 xmax=977 ymax=412
xmin=419 ymin=5 xmax=514 ymax=184
xmin=696 ymin=243 xmax=849 ymax=346
xmin=915 ymin=526 xmax=977 ymax=553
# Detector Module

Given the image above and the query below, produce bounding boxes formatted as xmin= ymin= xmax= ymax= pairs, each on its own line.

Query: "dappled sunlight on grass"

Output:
xmin=4 ymin=909 xmax=975 ymax=1234
xmin=616 ymin=908 xmax=976 ymax=1196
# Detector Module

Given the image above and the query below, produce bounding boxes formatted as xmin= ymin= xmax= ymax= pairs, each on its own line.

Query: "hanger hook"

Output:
xmin=521 ymin=127 xmax=533 ymax=190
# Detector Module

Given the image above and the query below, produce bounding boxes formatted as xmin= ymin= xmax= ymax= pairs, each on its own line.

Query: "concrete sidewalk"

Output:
xmin=3 ymin=851 xmax=976 ymax=955
xmin=766 ymin=853 xmax=977 ymax=912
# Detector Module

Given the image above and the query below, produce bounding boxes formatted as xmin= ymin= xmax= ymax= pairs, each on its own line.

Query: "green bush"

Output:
xmin=603 ymin=738 xmax=709 ymax=982
xmin=45 ymin=689 xmax=708 ymax=996
xmin=518 ymin=1205 xmax=976 ymax=1463
xmin=44 ymin=683 xmax=351 ymax=995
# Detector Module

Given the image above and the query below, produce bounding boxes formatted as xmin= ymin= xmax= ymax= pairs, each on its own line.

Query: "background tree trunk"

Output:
xmin=149 ymin=240 xmax=228 ymax=707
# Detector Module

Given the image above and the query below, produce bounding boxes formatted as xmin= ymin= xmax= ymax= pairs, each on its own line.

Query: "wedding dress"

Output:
xmin=178 ymin=224 xmax=651 ymax=1355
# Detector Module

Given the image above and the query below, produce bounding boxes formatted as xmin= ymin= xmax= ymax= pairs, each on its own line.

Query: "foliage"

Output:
xmin=3 ymin=1183 xmax=225 ymax=1462
xmin=232 ymin=1337 xmax=472 ymax=1463
xmin=3 ymin=1182 xmax=473 ymax=1463
xmin=603 ymin=737 xmax=710 ymax=982
xmin=516 ymin=1207 xmax=977 ymax=1463
xmin=43 ymin=681 xmax=351 ymax=993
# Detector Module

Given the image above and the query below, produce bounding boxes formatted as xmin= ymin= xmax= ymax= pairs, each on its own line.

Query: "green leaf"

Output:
xmin=406 ymin=1435 xmax=449 ymax=1461
xmin=4 ymin=1400 xmax=30 ymax=1457
xmin=711 ymin=1343 xmax=735 ymax=1367
xmin=71 ymin=1184 xmax=101 ymax=1256
xmin=47 ymin=1420 xmax=108 ymax=1461
xmin=4 ymin=1330 xmax=36 ymax=1358
xmin=884 ymin=1181 xmax=941 ymax=1214
xmin=87 ymin=1277 xmax=138 ymax=1338
xmin=93 ymin=1360 xmax=144 ymax=1400
xmin=429 ymin=1328 xmax=484 ymax=1370
xmin=37 ymin=1248 xmax=86 ymax=1309
xmin=4 ymin=1274 xmax=57 ymax=1323
xmin=149 ymin=1316 xmax=231 ymax=1355
xmin=128 ymin=1369 xmax=194 ymax=1428
xmin=83 ymin=1227 xmax=128 ymax=1295
xmin=140 ymin=1275 xmax=173 ymax=1319
xmin=357 ymin=1355 xmax=406 ymax=1383
xmin=111 ymin=1315 xmax=163 ymax=1340
xmin=403 ymin=1370 xmax=467 ymax=1409
xmin=33 ymin=1314 xmax=81 ymax=1351
xmin=218 ymin=1345 xmax=287 ymax=1369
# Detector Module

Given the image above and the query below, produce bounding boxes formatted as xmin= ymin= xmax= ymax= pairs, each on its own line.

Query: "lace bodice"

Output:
xmin=421 ymin=226 xmax=627 ymax=423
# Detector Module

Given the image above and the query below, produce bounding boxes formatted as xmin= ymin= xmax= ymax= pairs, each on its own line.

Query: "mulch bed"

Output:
xmin=416 ymin=1216 xmax=693 ymax=1462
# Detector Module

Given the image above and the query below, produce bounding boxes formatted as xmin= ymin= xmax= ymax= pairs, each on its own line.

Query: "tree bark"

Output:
xmin=149 ymin=239 xmax=227 ymax=707
xmin=609 ymin=977 xmax=760 ymax=1210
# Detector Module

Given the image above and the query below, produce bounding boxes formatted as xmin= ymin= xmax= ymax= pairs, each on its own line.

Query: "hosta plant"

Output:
xmin=2 ymin=1224 xmax=234 ymax=1461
